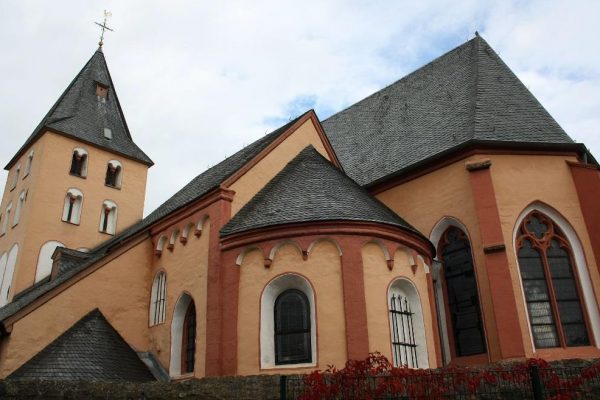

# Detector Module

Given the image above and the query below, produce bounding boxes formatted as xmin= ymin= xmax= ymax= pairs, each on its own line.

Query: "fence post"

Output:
xmin=529 ymin=365 xmax=544 ymax=400
xmin=280 ymin=375 xmax=287 ymax=400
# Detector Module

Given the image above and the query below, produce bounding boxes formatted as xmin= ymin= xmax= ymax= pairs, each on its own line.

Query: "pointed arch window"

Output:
xmin=517 ymin=211 xmax=590 ymax=348
xmin=439 ymin=227 xmax=487 ymax=357
xmin=99 ymin=200 xmax=117 ymax=235
xmin=70 ymin=148 xmax=88 ymax=177
xmin=24 ymin=150 xmax=34 ymax=177
xmin=105 ymin=160 xmax=122 ymax=188
xmin=150 ymin=271 xmax=167 ymax=326
xmin=1 ymin=203 xmax=12 ymax=235
xmin=13 ymin=190 xmax=26 ymax=226
xmin=181 ymin=301 xmax=196 ymax=374
xmin=62 ymin=188 xmax=83 ymax=224
xmin=10 ymin=164 xmax=20 ymax=190
xmin=274 ymin=289 xmax=312 ymax=365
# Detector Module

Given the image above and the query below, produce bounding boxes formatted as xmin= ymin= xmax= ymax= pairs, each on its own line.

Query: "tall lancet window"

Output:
xmin=439 ymin=227 xmax=487 ymax=357
xmin=517 ymin=211 xmax=590 ymax=348
xmin=182 ymin=301 xmax=196 ymax=374
xmin=150 ymin=271 xmax=167 ymax=326
xmin=105 ymin=160 xmax=122 ymax=188
xmin=70 ymin=148 xmax=88 ymax=177
xmin=62 ymin=188 xmax=83 ymax=224
xmin=99 ymin=200 xmax=117 ymax=235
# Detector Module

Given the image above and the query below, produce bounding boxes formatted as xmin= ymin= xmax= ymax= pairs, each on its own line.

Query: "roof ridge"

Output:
xmin=323 ymin=37 xmax=479 ymax=125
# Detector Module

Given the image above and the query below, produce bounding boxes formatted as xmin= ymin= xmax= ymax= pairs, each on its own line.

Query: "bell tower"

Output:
xmin=0 ymin=47 xmax=153 ymax=305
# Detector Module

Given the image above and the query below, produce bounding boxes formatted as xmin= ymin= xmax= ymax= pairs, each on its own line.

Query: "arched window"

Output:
xmin=62 ymin=188 xmax=83 ymax=224
xmin=105 ymin=160 xmax=123 ymax=188
xmin=170 ymin=293 xmax=197 ymax=376
xmin=99 ymin=200 xmax=117 ymax=234
xmin=24 ymin=150 xmax=34 ymax=177
xmin=388 ymin=279 xmax=428 ymax=368
xmin=274 ymin=289 xmax=312 ymax=365
xmin=150 ymin=271 xmax=167 ymax=326
xmin=182 ymin=301 xmax=196 ymax=374
xmin=35 ymin=241 xmax=65 ymax=282
xmin=260 ymin=273 xmax=316 ymax=368
xmin=13 ymin=190 xmax=26 ymax=226
xmin=517 ymin=211 xmax=590 ymax=348
xmin=69 ymin=148 xmax=88 ymax=177
xmin=0 ymin=244 xmax=19 ymax=306
xmin=1 ymin=203 xmax=12 ymax=235
xmin=10 ymin=164 xmax=20 ymax=190
xmin=439 ymin=227 xmax=486 ymax=357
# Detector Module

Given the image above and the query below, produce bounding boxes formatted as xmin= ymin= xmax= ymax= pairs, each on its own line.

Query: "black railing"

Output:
xmin=282 ymin=363 xmax=600 ymax=399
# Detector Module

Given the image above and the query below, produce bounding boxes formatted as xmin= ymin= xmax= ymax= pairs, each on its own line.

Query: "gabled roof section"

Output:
xmin=322 ymin=35 xmax=574 ymax=186
xmin=6 ymin=48 xmax=152 ymax=169
xmin=8 ymin=309 xmax=155 ymax=381
xmin=221 ymin=146 xmax=423 ymax=237
xmin=0 ymin=112 xmax=319 ymax=324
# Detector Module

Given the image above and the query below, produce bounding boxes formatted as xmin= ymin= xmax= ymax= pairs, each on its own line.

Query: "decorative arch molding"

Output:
xmin=235 ymin=246 xmax=264 ymax=266
xmin=416 ymin=255 xmax=430 ymax=274
xmin=387 ymin=277 xmax=429 ymax=368
xmin=363 ymin=239 xmax=393 ymax=270
xmin=195 ymin=215 xmax=210 ymax=237
xmin=395 ymin=244 xmax=417 ymax=270
xmin=307 ymin=238 xmax=342 ymax=259
xmin=35 ymin=240 xmax=65 ymax=283
xmin=513 ymin=201 xmax=600 ymax=348
xmin=267 ymin=240 xmax=304 ymax=267
xmin=170 ymin=292 xmax=195 ymax=377
xmin=155 ymin=235 xmax=167 ymax=255
xmin=260 ymin=273 xmax=317 ymax=369
xmin=0 ymin=244 xmax=19 ymax=307
xmin=181 ymin=222 xmax=195 ymax=244
xmin=168 ymin=229 xmax=180 ymax=251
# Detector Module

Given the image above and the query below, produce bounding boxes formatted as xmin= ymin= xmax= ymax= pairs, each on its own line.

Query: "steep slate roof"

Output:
xmin=221 ymin=146 xmax=425 ymax=239
xmin=5 ymin=48 xmax=152 ymax=169
xmin=322 ymin=35 xmax=575 ymax=186
xmin=8 ymin=309 xmax=155 ymax=381
xmin=0 ymin=113 xmax=310 ymax=323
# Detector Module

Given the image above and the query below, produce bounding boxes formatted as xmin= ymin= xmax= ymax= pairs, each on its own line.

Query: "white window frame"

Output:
xmin=149 ymin=271 xmax=167 ymax=326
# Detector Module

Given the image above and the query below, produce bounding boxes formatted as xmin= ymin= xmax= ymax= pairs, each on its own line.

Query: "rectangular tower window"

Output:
xmin=103 ymin=128 xmax=112 ymax=140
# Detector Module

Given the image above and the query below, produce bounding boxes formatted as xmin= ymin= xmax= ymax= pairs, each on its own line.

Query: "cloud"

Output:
xmin=0 ymin=0 xmax=598 ymax=216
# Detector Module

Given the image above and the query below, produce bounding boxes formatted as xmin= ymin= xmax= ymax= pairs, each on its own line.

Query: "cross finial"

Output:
xmin=94 ymin=10 xmax=114 ymax=48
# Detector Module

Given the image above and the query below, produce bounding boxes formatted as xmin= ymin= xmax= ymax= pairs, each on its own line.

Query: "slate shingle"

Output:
xmin=322 ymin=36 xmax=574 ymax=186
xmin=8 ymin=309 xmax=155 ymax=381
xmin=5 ymin=48 xmax=152 ymax=169
xmin=221 ymin=146 xmax=428 ymax=242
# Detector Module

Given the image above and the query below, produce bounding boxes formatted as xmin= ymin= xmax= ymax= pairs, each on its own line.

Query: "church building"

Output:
xmin=0 ymin=35 xmax=599 ymax=381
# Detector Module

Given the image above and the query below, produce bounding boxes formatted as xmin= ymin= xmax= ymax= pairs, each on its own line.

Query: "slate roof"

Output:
xmin=221 ymin=146 xmax=427 ymax=240
xmin=322 ymin=35 xmax=575 ymax=186
xmin=8 ymin=309 xmax=155 ymax=381
xmin=5 ymin=48 xmax=152 ymax=169
xmin=0 ymin=113 xmax=309 ymax=323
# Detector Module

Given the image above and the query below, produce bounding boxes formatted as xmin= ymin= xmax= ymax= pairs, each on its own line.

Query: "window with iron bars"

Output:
xmin=389 ymin=294 xmax=419 ymax=368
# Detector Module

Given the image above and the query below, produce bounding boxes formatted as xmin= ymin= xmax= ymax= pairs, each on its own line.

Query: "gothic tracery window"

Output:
xmin=439 ymin=227 xmax=487 ymax=357
xmin=517 ymin=211 xmax=590 ymax=348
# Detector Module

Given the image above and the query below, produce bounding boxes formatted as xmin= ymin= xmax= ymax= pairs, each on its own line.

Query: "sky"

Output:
xmin=0 ymin=0 xmax=598 ymax=216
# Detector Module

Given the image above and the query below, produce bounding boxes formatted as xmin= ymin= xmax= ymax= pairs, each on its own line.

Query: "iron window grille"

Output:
xmin=182 ymin=301 xmax=196 ymax=373
xmin=389 ymin=294 xmax=418 ymax=368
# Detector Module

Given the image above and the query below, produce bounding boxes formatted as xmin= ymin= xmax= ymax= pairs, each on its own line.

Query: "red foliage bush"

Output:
xmin=298 ymin=353 xmax=600 ymax=400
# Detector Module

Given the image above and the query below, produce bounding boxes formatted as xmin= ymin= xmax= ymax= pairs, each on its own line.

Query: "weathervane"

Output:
xmin=94 ymin=10 xmax=113 ymax=47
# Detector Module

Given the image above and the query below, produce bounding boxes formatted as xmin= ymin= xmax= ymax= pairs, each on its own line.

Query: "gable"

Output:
xmin=225 ymin=113 xmax=339 ymax=216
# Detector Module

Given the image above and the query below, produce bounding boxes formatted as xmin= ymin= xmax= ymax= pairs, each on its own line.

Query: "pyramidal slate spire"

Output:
xmin=5 ymin=48 xmax=153 ymax=169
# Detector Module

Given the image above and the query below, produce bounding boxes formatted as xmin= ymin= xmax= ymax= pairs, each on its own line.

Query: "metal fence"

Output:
xmin=281 ymin=364 xmax=600 ymax=399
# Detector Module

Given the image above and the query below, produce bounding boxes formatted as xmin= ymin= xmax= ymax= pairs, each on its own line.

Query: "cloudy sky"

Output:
xmin=1 ymin=1 xmax=598 ymax=215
